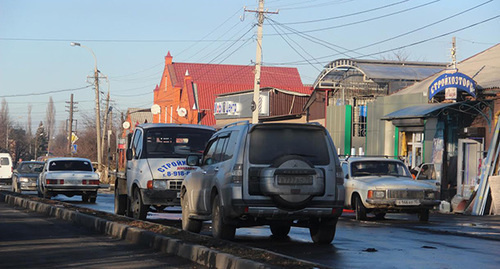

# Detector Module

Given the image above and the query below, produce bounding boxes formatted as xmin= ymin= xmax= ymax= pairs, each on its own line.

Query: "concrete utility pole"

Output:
xmin=66 ymin=94 xmax=74 ymax=156
xmin=71 ymin=42 xmax=102 ymax=173
xmin=246 ymin=0 xmax=278 ymax=124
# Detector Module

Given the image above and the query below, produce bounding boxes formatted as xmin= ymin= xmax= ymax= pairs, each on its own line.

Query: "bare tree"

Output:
xmin=0 ymin=98 xmax=10 ymax=152
xmin=380 ymin=49 xmax=410 ymax=62
xmin=45 ymin=97 xmax=56 ymax=155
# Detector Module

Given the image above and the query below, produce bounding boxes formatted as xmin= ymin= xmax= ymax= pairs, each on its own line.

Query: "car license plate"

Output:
xmin=395 ymin=199 xmax=420 ymax=206
xmin=277 ymin=175 xmax=313 ymax=185
xmin=66 ymin=179 xmax=80 ymax=185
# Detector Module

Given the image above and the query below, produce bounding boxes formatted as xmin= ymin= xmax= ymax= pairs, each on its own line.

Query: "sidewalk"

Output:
xmin=406 ymin=213 xmax=500 ymax=241
xmin=342 ymin=209 xmax=500 ymax=241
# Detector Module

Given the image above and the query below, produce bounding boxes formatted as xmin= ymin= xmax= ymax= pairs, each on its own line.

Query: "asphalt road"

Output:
xmin=22 ymin=191 xmax=500 ymax=269
xmin=0 ymin=202 xmax=206 ymax=269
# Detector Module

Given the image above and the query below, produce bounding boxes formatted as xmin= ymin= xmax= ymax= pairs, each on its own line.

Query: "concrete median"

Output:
xmin=0 ymin=192 xmax=275 ymax=269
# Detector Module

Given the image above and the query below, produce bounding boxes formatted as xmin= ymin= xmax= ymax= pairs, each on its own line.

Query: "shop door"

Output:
xmin=457 ymin=139 xmax=483 ymax=199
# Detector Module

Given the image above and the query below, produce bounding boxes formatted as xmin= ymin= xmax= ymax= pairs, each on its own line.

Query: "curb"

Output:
xmin=0 ymin=193 xmax=269 ymax=269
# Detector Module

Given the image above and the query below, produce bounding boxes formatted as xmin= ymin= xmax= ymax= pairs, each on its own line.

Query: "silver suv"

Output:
xmin=180 ymin=121 xmax=345 ymax=244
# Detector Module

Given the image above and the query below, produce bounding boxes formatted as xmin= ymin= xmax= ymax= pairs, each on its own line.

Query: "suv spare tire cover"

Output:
xmin=269 ymin=155 xmax=316 ymax=210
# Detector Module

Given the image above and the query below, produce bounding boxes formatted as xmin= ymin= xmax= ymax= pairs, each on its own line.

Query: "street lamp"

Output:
xmin=71 ymin=42 xmax=102 ymax=174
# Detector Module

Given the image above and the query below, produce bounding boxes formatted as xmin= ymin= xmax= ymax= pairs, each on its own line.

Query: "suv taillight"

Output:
xmin=231 ymin=164 xmax=243 ymax=184
xmin=335 ymin=164 xmax=344 ymax=185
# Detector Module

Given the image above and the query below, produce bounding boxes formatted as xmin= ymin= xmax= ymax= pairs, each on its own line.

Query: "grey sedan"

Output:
xmin=12 ymin=161 xmax=45 ymax=193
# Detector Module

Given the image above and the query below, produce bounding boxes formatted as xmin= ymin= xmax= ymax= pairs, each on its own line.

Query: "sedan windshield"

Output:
xmin=18 ymin=162 xmax=44 ymax=173
xmin=350 ymin=160 xmax=411 ymax=178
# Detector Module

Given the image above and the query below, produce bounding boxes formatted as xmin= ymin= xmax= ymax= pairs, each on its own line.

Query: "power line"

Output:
xmin=357 ymin=14 xmax=500 ymax=59
xmin=0 ymin=85 xmax=92 ymax=98
xmin=265 ymin=14 xmax=500 ymax=66
xmin=281 ymin=0 xmax=409 ymax=25
xmin=268 ymin=20 xmax=323 ymax=72
xmin=267 ymin=0 xmax=495 ymax=65
xmin=265 ymin=0 xmax=441 ymax=35
xmin=0 ymin=37 xmax=251 ymax=43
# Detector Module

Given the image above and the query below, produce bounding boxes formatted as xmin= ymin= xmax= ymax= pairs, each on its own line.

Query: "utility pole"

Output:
xmin=101 ymin=85 xmax=111 ymax=183
xmin=66 ymin=94 xmax=74 ymax=155
xmin=66 ymin=94 xmax=78 ymax=156
xmin=94 ymin=66 xmax=102 ymax=173
xmin=246 ymin=0 xmax=278 ymax=124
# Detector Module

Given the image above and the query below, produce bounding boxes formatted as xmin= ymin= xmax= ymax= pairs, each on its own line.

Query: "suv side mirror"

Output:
xmin=126 ymin=149 xmax=133 ymax=160
xmin=186 ymin=155 xmax=200 ymax=166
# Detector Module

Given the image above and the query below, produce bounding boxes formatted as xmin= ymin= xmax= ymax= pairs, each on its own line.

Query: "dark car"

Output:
xmin=12 ymin=161 xmax=45 ymax=193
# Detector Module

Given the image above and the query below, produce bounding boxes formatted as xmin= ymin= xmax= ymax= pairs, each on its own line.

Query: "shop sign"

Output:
xmin=214 ymin=101 xmax=241 ymax=115
xmin=429 ymin=72 xmax=476 ymax=100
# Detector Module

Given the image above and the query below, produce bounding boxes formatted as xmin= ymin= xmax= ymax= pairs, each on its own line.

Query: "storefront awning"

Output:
xmin=382 ymin=103 xmax=460 ymax=120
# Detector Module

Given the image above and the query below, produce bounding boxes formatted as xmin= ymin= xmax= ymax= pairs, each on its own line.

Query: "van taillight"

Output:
xmin=231 ymin=164 xmax=243 ymax=184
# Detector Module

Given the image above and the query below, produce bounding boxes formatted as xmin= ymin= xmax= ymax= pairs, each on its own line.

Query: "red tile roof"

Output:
xmin=169 ymin=62 xmax=311 ymax=125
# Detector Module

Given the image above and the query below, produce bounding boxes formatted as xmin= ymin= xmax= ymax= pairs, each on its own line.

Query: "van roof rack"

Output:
xmin=222 ymin=120 xmax=250 ymax=129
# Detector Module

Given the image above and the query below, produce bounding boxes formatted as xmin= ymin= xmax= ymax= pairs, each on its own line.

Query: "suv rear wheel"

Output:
xmin=181 ymin=193 xmax=202 ymax=233
xmin=211 ymin=194 xmax=235 ymax=240
xmin=270 ymin=223 xmax=291 ymax=239
xmin=309 ymin=218 xmax=337 ymax=244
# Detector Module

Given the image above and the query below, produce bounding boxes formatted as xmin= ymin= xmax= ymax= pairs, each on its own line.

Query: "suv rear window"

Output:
xmin=249 ymin=126 xmax=329 ymax=165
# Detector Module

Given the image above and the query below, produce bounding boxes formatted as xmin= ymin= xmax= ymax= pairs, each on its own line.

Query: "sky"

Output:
xmin=1 ymin=0 xmax=499 ymax=135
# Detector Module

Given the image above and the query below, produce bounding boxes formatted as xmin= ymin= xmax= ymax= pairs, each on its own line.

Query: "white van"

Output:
xmin=0 ymin=153 xmax=13 ymax=189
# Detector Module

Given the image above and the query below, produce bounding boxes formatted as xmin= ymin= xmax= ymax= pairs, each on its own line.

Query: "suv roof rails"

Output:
xmin=341 ymin=155 xmax=400 ymax=161
xmin=222 ymin=120 xmax=250 ymax=129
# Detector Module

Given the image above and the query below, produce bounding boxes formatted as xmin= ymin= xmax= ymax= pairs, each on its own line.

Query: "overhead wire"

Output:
xmin=265 ymin=0 xmax=441 ymax=35
xmin=180 ymin=7 xmax=244 ymax=60
xmin=358 ymin=14 xmax=500 ymax=59
xmin=267 ymin=18 xmax=323 ymax=72
xmin=266 ymin=0 xmax=495 ymax=65
xmin=281 ymin=0 xmax=410 ymax=25
xmin=0 ymin=85 xmax=92 ymax=98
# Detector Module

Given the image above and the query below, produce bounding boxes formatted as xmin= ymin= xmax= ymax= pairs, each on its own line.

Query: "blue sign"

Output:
xmin=71 ymin=144 xmax=77 ymax=154
xmin=428 ymin=72 xmax=476 ymax=100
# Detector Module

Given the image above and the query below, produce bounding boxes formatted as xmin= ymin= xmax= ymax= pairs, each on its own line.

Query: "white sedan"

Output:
xmin=342 ymin=157 xmax=440 ymax=221
xmin=37 ymin=157 xmax=100 ymax=203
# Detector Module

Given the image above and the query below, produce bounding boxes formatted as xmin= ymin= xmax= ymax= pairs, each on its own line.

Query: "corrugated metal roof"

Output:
xmin=356 ymin=63 xmax=444 ymax=80
xmin=394 ymin=43 xmax=500 ymax=95
xmin=318 ymin=59 xmax=446 ymax=83
xmin=382 ymin=102 xmax=459 ymax=120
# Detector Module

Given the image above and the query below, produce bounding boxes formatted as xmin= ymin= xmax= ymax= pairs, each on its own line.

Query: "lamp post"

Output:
xmin=71 ymin=42 xmax=102 ymax=174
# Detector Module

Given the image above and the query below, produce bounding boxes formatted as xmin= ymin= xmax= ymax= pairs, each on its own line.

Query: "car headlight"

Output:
xmin=368 ymin=190 xmax=386 ymax=199
xmin=152 ymin=180 xmax=168 ymax=190
xmin=425 ymin=191 xmax=436 ymax=199
xmin=19 ymin=177 xmax=30 ymax=182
